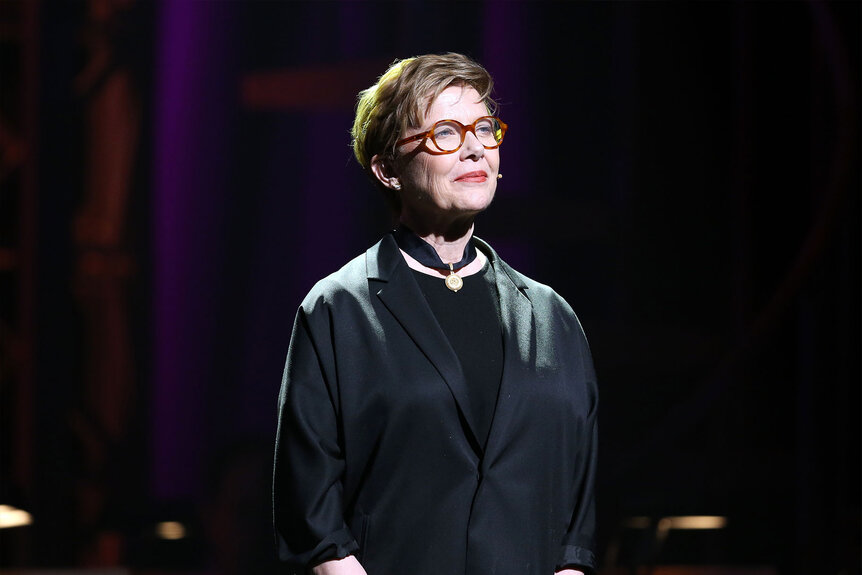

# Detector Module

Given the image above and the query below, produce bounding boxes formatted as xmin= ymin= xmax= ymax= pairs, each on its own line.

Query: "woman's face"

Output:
xmin=387 ymin=85 xmax=500 ymax=231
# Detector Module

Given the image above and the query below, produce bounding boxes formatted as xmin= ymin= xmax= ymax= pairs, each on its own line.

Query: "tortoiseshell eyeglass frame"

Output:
xmin=394 ymin=116 xmax=508 ymax=155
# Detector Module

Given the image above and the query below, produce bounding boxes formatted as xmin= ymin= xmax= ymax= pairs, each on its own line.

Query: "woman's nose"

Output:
xmin=460 ymin=130 xmax=485 ymax=159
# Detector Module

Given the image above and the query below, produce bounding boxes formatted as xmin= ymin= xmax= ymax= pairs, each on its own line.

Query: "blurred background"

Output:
xmin=1 ymin=1 xmax=859 ymax=574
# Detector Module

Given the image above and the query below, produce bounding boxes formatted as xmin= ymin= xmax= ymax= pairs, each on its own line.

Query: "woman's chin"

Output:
xmin=460 ymin=189 xmax=495 ymax=213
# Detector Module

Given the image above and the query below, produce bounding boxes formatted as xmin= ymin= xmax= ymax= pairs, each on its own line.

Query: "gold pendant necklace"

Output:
xmin=445 ymin=263 xmax=463 ymax=292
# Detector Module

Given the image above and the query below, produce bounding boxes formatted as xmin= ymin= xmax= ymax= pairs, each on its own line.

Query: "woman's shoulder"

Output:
xmin=487 ymin=247 xmax=582 ymax=325
xmin=301 ymin=254 xmax=367 ymax=308
xmin=478 ymin=240 xmax=569 ymax=306
xmin=298 ymin=236 xmax=391 ymax=313
xmin=500 ymin=262 xmax=573 ymax=309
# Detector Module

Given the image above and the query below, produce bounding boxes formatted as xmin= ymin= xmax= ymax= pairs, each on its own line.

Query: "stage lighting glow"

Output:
xmin=155 ymin=520 xmax=187 ymax=540
xmin=659 ymin=515 xmax=727 ymax=530
xmin=0 ymin=504 xmax=33 ymax=528
xmin=621 ymin=516 xmax=652 ymax=529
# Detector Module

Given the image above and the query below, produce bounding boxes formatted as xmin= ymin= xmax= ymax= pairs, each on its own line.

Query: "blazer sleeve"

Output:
xmin=273 ymin=305 xmax=359 ymax=572
xmin=556 ymin=317 xmax=599 ymax=574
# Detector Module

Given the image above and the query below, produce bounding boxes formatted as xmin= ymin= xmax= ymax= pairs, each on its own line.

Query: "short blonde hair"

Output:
xmin=351 ymin=53 xmax=497 ymax=212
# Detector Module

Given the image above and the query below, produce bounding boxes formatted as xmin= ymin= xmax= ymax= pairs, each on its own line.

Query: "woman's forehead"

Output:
xmin=423 ymin=85 xmax=485 ymax=123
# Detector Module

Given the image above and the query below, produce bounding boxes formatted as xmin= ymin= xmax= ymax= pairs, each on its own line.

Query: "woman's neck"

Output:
xmin=399 ymin=217 xmax=475 ymax=265
xmin=400 ymin=247 xmax=487 ymax=278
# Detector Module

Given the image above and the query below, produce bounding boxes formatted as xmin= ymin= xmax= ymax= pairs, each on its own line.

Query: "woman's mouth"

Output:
xmin=455 ymin=171 xmax=488 ymax=183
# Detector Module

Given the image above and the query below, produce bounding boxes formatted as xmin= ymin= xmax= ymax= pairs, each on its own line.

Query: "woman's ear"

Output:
xmin=370 ymin=155 xmax=401 ymax=190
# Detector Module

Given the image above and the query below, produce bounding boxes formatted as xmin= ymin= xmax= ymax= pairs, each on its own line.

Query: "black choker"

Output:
xmin=393 ymin=225 xmax=477 ymax=292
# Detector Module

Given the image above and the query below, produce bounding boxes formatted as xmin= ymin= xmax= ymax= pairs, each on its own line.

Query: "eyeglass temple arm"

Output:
xmin=395 ymin=132 xmax=429 ymax=146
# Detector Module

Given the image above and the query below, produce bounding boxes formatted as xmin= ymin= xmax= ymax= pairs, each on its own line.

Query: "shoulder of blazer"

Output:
xmin=474 ymin=235 xmax=583 ymax=322
xmin=474 ymin=235 xmax=570 ymax=308
xmin=365 ymin=233 xmax=404 ymax=282
xmin=472 ymin=236 xmax=530 ymax=294
xmin=299 ymin=246 xmax=378 ymax=314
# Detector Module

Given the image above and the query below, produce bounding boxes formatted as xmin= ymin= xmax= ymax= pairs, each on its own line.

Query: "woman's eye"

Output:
xmin=435 ymin=127 xmax=458 ymax=139
xmin=475 ymin=124 xmax=493 ymax=136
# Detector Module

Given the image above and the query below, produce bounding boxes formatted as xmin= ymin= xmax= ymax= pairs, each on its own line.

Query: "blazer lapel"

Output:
xmin=368 ymin=235 xmax=483 ymax=452
xmin=473 ymin=238 xmax=537 ymax=461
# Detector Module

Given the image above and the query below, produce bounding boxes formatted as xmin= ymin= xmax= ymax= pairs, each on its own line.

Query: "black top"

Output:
xmin=412 ymin=263 xmax=503 ymax=448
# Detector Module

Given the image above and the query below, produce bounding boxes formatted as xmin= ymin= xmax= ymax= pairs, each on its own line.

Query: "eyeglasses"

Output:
xmin=395 ymin=116 xmax=508 ymax=154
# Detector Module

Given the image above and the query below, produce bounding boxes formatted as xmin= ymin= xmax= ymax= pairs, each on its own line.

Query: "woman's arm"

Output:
xmin=556 ymin=306 xmax=600 ymax=574
xmin=312 ymin=555 xmax=368 ymax=575
xmin=274 ymin=307 xmax=360 ymax=567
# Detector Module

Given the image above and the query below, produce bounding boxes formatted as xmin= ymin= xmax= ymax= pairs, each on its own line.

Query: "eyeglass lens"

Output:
xmin=431 ymin=117 xmax=503 ymax=152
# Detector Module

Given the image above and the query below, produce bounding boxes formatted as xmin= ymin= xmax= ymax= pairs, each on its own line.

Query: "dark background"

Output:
xmin=1 ymin=1 xmax=859 ymax=574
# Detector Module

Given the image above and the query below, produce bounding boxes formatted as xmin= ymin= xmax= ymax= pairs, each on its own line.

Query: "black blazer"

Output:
xmin=274 ymin=234 xmax=598 ymax=575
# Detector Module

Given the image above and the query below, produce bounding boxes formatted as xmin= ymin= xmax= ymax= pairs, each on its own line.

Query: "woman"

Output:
xmin=274 ymin=53 xmax=598 ymax=575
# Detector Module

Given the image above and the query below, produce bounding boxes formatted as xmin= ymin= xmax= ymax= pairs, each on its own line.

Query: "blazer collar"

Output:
xmin=366 ymin=233 xmax=530 ymax=293
xmin=471 ymin=237 xmax=538 ymax=460
xmin=366 ymin=234 xmax=535 ymax=457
